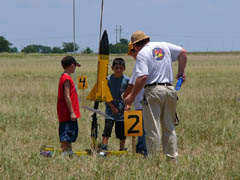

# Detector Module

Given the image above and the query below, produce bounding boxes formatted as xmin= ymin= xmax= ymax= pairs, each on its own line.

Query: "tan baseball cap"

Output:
xmin=127 ymin=41 xmax=134 ymax=55
xmin=130 ymin=31 xmax=149 ymax=44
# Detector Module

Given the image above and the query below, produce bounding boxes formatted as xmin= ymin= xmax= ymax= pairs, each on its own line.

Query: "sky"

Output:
xmin=1 ymin=0 xmax=240 ymax=52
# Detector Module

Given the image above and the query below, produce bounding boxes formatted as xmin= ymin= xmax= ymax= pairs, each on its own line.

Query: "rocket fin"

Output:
xmin=103 ymin=84 xmax=113 ymax=102
xmin=87 ymin=83 xmax=98 ymax=101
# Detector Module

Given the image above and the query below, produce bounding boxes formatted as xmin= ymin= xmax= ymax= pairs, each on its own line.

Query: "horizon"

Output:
xmin=1 ymin=0 xmax=240 ymax=52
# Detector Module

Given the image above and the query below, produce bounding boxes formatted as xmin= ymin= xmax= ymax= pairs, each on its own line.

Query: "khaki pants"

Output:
xmin=143 ymin=85 xmax=178 ymax=158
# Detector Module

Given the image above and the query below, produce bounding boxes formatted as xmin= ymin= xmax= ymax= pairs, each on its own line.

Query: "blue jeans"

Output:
xmin=136 ymin=119 xmax=147 ymax=155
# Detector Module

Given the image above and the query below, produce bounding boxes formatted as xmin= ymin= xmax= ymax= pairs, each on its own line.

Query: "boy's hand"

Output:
xmin=111 ymin=106 xmax=119 ymax=114
xmin=107 ymin=102 xmax=119 ymax=114
xmin=70 ymin=112 xmax=77 ymax=121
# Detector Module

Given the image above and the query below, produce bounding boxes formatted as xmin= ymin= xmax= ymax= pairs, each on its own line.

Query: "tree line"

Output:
xmin=0 ymin=36 xmax=129 ymax=54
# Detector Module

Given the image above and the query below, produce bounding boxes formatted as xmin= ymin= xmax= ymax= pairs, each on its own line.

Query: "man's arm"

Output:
xmin=124 ymin=75 xmax=147 ymax=110
xmin=123 ymin=84 xmax=134 ymax=99
xmin=64 ymin=80 xmax=76 ymax=121
xmin=177 ymin=49 xmax=187 ymax=80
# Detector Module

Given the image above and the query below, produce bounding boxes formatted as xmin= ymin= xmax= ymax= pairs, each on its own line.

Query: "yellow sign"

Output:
xmin=78 ymin=76 xmax=88 ymax=89
xmin=124 ymin=110 xmax=143 ymax=136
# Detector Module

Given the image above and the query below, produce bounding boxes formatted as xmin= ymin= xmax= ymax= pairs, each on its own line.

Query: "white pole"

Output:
xmin=73 ymin=0 xmax=76 ymax=53
xmin=73 ymin=0 xmax=77 ymax=89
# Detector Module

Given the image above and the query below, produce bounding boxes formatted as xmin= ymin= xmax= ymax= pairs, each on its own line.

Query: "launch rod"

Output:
xmin=99 ymin=0 xmax=104 ymax=44
xmin=91 ymin=101 xmax=99 ymax=149
xmin=90 ymin=0 xmax=104 ymax=150
xmin=82 ymin=105 xmax=111 ymax=119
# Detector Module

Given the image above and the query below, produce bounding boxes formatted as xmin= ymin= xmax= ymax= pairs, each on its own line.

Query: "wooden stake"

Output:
xmin=132 ymin=136 xmax=136 ymax=154
xmin=82 ymin=89 xmax=85 ymax=107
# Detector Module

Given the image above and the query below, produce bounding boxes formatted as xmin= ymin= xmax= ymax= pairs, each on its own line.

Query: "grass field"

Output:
xmin=0 ymin=53 xmax=239 ymax=179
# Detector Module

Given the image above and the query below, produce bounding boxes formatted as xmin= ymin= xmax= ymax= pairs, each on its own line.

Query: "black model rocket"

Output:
xmin=87 ymin=30 xmax=113 ymax=102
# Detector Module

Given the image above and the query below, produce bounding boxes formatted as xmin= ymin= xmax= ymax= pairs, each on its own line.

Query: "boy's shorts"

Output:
xmin=59 ymin=120 xmax=78 ymax=143
xmin=102 ymin=119 xmax=126 ymax=140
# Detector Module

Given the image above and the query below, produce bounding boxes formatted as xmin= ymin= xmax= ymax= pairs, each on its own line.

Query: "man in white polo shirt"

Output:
xmin=124 ymin=31 xmax=187 ymax=161
xmin=124 ymin=42 xmax=147 ymax=156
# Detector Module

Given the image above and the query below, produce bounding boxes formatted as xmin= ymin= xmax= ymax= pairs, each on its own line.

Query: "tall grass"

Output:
xmin=0 ymin=53 xmax=239 ymax=179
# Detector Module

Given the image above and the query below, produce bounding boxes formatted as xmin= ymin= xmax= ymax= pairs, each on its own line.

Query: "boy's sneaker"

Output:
xmin=100 ymin=144 xmax=108 ymax=151
xmin=62 ymin=151 xmax=74 ymax=158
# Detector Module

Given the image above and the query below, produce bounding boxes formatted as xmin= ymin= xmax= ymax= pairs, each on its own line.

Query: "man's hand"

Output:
xmin=125 ymin=104 xmax=131 ymax=111
xmin=124 ymin=94 xmax=135 ymax=109
xmin=176 ymin=72 xmax=186 ymax=81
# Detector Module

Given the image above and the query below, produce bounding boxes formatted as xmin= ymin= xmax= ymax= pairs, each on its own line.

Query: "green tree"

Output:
xmin=0 ymin=36 xmax=12 ymax=52
xmin=21 ymin=45 xmax=38 ymax=53
xmin=21 ymin=45 xmax=52 ymax=53
xmin=10 ymin=47 xmax=18 ymax=53
xmin=52 ymin=47 xmax=64 ymax=53
xmin=109 ymin=38 xmax=129 ymax=54
xmin=40 ymin=46 xmax=51 ymax=53
xmin=119 ymin=38 xmax=128 ymax=46
xmin=62 ymin=42 xmax=79 ymax=53
xmin=81 ymin=47 xmax=93 ymax=54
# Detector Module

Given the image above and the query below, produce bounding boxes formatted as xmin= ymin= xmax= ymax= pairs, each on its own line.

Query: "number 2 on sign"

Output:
xmin=124 ymin=110 xmax=143 ymax=136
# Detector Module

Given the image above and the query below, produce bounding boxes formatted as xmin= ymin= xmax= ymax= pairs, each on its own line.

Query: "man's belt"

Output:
xmin=144 ymin=82 xmax=172 ymax=88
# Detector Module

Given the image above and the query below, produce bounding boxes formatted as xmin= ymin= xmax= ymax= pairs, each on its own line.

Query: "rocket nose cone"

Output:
xmin=99 ymin=30 xmax=109 ymax=55
xmin=102 ymin=30 xmax=107 ymax=38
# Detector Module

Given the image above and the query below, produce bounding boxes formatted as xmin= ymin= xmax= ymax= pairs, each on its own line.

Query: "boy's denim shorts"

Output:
xmin=59 ymin=120 xmax=78 ymax=143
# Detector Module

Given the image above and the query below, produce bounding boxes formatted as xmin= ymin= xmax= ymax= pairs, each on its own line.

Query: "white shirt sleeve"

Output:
xmin=166 ymin=42 xmax=183 ymax=61
xmin=129 ymin=65 xmax=137 ymax=85
xmin=135 ymin=52 xmax=149 ymax=78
